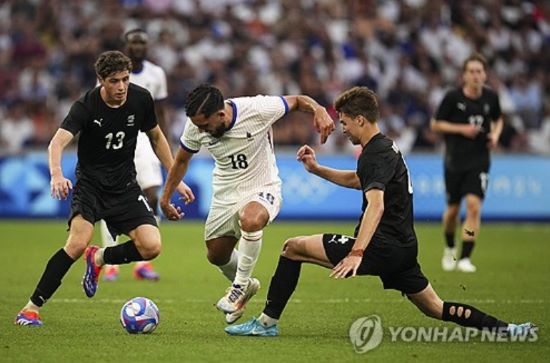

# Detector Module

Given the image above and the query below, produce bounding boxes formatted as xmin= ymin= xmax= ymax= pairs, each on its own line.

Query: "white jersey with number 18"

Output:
xmin=180 ymin=95 xmax=288 ymax=203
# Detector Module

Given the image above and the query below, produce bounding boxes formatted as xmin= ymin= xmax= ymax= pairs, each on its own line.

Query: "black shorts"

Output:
xmin=445 ymin=168 xmax=489 ymax=204
xmin=322 ymin=234 xmax=429 ymax=294
xmin=69 ymin=180 xmax=157 ymax=237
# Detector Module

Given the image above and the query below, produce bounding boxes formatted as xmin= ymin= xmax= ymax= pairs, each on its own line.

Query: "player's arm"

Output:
xmin=284 ymin=95 xmax=335 ymax=144
xmin=296 ymin=144 xmax=360 ymax=189
xmin=146 ymin=125 xmax=195 ymax=203
xmin=430 ymin=118 xmax=481 ymax=139
xmin=488 ymin=116 xmax=503 ymax=149
xmin=330 ymin=188 xmax=384 ymax=278
xmin=159 ymin=147 xmax=194 ymax=220
xmin=48 ymin=128 xmax=74 ymax=200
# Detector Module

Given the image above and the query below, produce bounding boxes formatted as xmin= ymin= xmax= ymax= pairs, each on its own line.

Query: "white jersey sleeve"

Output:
xmin=130 ymin=60 xmax=168 ymax=101
xmin=180 ymin=117 xmax=201 ymax=153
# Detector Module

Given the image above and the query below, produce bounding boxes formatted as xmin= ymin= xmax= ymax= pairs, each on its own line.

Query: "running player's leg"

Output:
xmin=16 ymin=215 xmax=93 ymax=326
xmin=206 ymin=235 xmax=239 ymax=281
xmin=407 ymin=284 xmax=535 ymax=335
xmin=457 ymin=169 xmax=487 ymax=272
xmin=442 ymin=168 xmax=461 ymax=271
xmin=216 ymin=202 xmax=269 ymax=315
xmin=225 ymin=234 xmax=332 ymax=335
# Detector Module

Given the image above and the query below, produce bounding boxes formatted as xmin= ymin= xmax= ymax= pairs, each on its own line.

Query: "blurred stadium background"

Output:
xmin=1 ymin=1 xmax=549 ymax=361
xmin=1 ymin=0 xmax=549 ymax=221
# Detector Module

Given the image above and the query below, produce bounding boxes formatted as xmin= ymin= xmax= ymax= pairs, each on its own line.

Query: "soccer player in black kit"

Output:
xmin=225 ymin=86 xmax=533 ymax=337
xmin=14 ymin=51 xmax=194 ymax=326
xmin=431 ymin=53 xmax=503 ymax=273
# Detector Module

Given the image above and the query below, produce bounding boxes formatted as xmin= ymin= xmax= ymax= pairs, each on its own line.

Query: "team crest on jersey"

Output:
xmin=457 ymin=102 xmax=466 ymax=111
xmin=484 ymin=103 xmax=490 ymax=114
xmin=127 ymin=114 xmax=135 ymax=126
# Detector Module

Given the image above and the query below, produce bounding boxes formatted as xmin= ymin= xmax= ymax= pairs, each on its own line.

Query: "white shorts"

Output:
xmin=204 ymin=185 xmax=282 ymax=241
xmin=134 ymin=132 xmax=162 ymax=190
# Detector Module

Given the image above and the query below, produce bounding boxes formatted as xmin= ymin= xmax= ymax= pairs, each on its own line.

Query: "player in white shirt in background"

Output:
xmin=100 ymin=29 xmax=169 ymax=281
xmin=160 ymin=84 xmax=335 ymax=324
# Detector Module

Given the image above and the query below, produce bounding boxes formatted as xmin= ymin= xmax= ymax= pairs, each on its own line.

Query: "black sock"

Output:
xmin=445 ymin=232 xmax=455 ymax=248
xmin=460 ymin=241 xmax=475 ymax=259
xmin=103 ymin=240 xmax=144 ymax=265
xmin=442 ymin=301 xmax=508 ymax=332
xmin=263 ymin=256 xmax=302 ymax=320
xmin=30 ymin=248 xmax=75 ymax=307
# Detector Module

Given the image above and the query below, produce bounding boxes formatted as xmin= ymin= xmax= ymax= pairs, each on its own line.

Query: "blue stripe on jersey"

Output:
xmin=279 ymin=96 xmax=289 ymax=115
xmin=228 ymin=101 xmax=238 ymax=130
xmin=180 ymin=141 xmax=199 ymax=153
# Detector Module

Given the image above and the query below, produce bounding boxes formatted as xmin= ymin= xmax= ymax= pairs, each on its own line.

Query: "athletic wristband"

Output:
xmin=348 ymin=249 xmax=365 ymax=257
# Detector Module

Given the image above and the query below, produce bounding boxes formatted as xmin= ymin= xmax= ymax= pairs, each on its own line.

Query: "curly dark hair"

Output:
xmin=186 ymin=84 xmax=225 ymax=118
xmin=94 ymin=50 xmax=132 ymax=80
xmin=334 ymin=86 xmax=379 ymax=123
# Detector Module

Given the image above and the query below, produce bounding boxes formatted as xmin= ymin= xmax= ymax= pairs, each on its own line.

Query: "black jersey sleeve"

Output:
xmin=434 ymin=91 xmax=455 ymax=121
xmin=357 ymin=151 xmax=398 ymax=193
xmin=60 ymin=101 xmax=89 ymax=135
xmin=140 ymin=92 xmax=158 ymax=133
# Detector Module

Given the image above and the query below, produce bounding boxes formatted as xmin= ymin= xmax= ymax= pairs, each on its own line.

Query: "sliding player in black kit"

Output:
xmin=15 ymin=51 xmax=194 ymax=326
xmin=431 ymin=53 xmax=503 ymax=273
xmin=225 ymin=87 xmax=533 ymax=338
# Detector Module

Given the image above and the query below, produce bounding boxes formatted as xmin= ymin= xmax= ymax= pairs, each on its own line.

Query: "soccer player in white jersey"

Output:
xmin=160 ymin=84 xmax=335 ymax=324
xmin=100 ymin=29 xmax=169 ymax=281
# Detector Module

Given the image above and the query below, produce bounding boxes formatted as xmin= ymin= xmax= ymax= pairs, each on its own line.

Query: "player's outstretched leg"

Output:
xmin=15 ymin=248 xmax=76 ymax=326
xmin=407 ymin=284 xmax=536 ymax=336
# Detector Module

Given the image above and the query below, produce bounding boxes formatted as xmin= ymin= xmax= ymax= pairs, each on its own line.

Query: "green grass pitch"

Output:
xmin=1 ymin=220 xmax=549 ymax=362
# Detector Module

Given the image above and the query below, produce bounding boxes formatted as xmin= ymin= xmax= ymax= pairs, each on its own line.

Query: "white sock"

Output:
xmin=218 ymin=249 xmax=239 ymax=282
xmin=95 ymin=248 xmax=105 ymax=266
xmin=258 ymin=313 xmax=278 ymax=327
xmin=23 ymin=300 xmax=40 ymax=313
xmin=100 ymin=220 xmax=117 ymax=248
xmin=234 ymin=229 xmax=263 ymax=288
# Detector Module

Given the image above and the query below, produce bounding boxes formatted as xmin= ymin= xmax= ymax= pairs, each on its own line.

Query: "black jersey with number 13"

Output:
xmin=60 ymin=83 xmax=157 ymax=193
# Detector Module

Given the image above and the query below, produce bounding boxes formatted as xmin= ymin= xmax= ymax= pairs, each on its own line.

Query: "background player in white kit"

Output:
xmin=160 ymin=84 xmax=334 ymax=324
xmin=100 ymin=29 xmax=169 ymax=281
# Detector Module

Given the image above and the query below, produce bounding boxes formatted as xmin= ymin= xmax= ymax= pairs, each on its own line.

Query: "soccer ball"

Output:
xmin=120 ymin=297 xmax=160 ymax=334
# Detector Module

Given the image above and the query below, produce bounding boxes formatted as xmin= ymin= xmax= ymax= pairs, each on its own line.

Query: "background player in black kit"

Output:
xmin=14 ymin=51 xmax=194 ymax=326
xmin=431 ymin=53 xmax=503 ymax=273
xmin=225 ymin=86 xmax=532 ymax=337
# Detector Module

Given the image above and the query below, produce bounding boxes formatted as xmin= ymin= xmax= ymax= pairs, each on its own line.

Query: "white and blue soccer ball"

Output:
xmin=120 ymin=297 xmax=160 ymax=334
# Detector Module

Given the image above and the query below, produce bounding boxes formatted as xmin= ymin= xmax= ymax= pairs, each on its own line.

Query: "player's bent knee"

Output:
xmin=138 ymin=240 xmax=161 ymax=260
xmin=281 ymin=237 xmax=304 ymax=260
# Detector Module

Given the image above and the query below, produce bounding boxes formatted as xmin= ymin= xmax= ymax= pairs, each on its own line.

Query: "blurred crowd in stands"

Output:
xmin=1 ymin=0 xmax=549 ymax=155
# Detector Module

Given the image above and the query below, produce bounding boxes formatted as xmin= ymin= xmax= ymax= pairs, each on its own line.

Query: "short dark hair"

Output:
xmin=334 ymin=86 xmax=379 ymax=123
xmin=186 ymin=84 xmax=225 ymax=118
xmin=94 ymin=50 xmax=132 ymax=79
xmin=463 ymin=53 xmax=487 ymax=72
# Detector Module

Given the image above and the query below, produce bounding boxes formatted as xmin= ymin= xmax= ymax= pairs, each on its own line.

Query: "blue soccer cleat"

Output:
xmin=82 ymin=245 xmax=103 ymax=298
xmin=507 ymin=322 xmax=537 ymax=337
xmin=224 ymin=317 xmax=279 ymax=337
xmin=15 ymin=310 xmax=43 ymax=327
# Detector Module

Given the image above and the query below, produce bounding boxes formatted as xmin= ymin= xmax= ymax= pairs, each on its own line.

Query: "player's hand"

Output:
xmin=50 ymin=174 xmax=72 ymax=200
xmin=176 ymin=182 xmax=195 ymax=204
xmin=313 ymin=107 xmax=335 ymax=144
xmin=296 ymin=144 xmax=319 ymax=173
xmin=330 ymin=255 xmax=362 ymax=279
xmin=160 ymin=198 xmax=185 ymax=221
xmin=461 ymin=124 xmax=482 ymax=139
